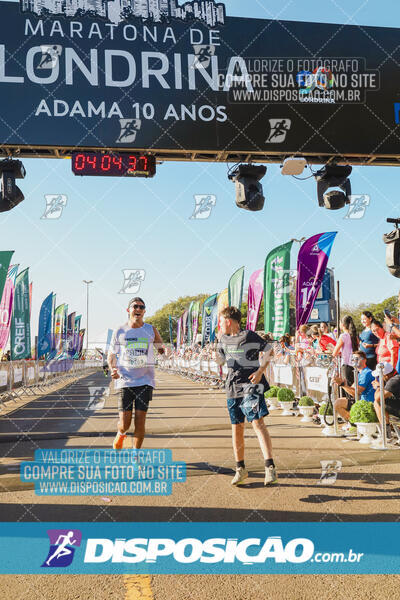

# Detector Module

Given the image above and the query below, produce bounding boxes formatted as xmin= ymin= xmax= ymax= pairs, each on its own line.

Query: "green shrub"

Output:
xmin=319 ymin=402 xmax=333 ymax=416
xmin=299 ymin=396 xmax=314 ymax=407
xmin=277 ymin=388 xmax=295 ymax=403
xmin=349 ymin=400 xmax=378 ymax=423
xmin=265 ymin=386 xmax=280 ymax=399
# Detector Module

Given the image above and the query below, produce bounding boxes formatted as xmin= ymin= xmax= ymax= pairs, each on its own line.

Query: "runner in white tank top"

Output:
xmin=108 ymin=297 xmax=165 ymax=450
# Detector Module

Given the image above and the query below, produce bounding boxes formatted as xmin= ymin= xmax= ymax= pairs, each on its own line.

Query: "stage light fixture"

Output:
xmin=0 ymin=159 xmax=26 ymax=212
xmin=384 ymin=218 xmax=400 ymax=278
xmin=314 ymin=164 xmax=352 ymax=210
xmin=228 ymin=164 xmax=267 ymax=211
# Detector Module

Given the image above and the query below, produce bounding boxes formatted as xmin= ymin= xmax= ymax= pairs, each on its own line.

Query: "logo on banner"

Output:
xmin=266 ymin=119 xmax=291 ymax=143
xmin=20 ymin=0 xmax=226 ymax=27
xmin=41 ymin=195 xmax=67 ymax=220
xmin=311 ymin=244 xmax=320 ymax=254
xmin=116 ymin=119 xmax=142 ymax=144
xmin=119 ymin=269 xmax=146 ymax=294
xmin=343 ymin=195 xmax=370 ymax=220
xmin=190 ymin=195 xmax=217 ymax=219
xmin=192 ymin=45 xmax=216 ymax=69
xmin=42 ymin=529 xmax=82 ymax=568
xmin=37 ymin=45 xmax=62 ymax=69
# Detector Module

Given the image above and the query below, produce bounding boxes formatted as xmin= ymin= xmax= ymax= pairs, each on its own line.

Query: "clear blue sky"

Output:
xmin=2 ymin=0 xmax=400 ymax=346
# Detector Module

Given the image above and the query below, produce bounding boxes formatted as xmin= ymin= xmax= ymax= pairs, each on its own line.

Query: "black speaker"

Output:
xmin=384 ymin=227 xmax=400 ymax=278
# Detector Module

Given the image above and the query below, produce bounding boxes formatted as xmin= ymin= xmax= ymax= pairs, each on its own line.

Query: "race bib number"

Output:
xmin=124 ymin=349 xmax=147 ymax=369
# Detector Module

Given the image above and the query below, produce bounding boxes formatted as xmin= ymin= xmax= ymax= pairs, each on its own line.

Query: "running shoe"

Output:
xmin=264 ymin=465 xmax=278 ymax=486
xmin=231 ymin=467 xmax=248 ymax=486
xmin=113 ymin=432 xmax=126 ymax=450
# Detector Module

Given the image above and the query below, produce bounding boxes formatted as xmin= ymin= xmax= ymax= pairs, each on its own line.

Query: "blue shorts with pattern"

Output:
xmin=227 ymin=393 xmax=269 ymax=425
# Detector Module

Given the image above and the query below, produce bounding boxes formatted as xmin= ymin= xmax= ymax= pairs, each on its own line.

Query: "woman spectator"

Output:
xmin=371 ymin=319 xmax=399 ymax=369
xmin=359 ymin=310 xmax=379 ymax=371
xmin=332 ymin=315 xmax=359 ymax=386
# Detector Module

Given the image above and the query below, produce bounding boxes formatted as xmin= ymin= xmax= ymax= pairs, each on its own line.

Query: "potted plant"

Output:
xmin=277 ymin=387 xmax=295 ymax=416
xmin=298 ymin=396 xmax=315 ymax=422
xmin=349 ymin=400 xmax=378 ymax=444
xmin=265 ymin=386 xmax=280 ymax=410
xmin=319 ymin=402 xmax=335 ymax=435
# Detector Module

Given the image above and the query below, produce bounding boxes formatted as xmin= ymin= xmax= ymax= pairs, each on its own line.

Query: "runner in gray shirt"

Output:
xmin=216 ymin=306 xmax=277 ymax=486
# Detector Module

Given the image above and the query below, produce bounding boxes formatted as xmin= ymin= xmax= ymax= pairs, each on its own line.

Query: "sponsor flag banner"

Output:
xmin=296 ymin=232 xmax=337 ymax=327
xmin=228 ymin=266 xmax=245 ymax=309
xmin=11 ymin=267 xmax=31 ymax=360
xmin=168 ymin=315 xmax=174 ymax=347
xmin=264 ymin=241 xmax=293 ymax=339
xmin=176 ymin=317 xmax=182 ymax=349
xmin=73 ymin=315 xmax=82 ymax=357
xmin=0 ymin=251 xmax=14 ymax=314
xmin=67 ymin=312 xmax=76 ymax=357
xmin=182 ymin=311 xmax=189 ymax=345
xmin=187 ymin=301 xmax=194 ymax=345
xmin=0 ymin=522 xmax=397 ymax=574
xmin=201 ymin=294 xmax=218 ymax=347
xmin=0 ymin=264 xmax=18 ymax=351
xmin=217 ymin=289 xmax=229 ymax=333
xmin=210 ymin=302 xmax=219 ymax=343
xmin=191 ymin=302 xmax=200 ymax=344
xmin=78 ymin=329 xmax=85 ymax=357
xmin=53 ymin=304 xmax=65 ymax=356
xmin=37 ymin=292 xmax=54 ymax=358
xmin=246 ymin=269 xmax=264 ymax=331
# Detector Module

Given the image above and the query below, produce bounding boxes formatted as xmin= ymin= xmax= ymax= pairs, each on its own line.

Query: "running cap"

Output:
xmin=128 ymin=297 xmax=146 ymax=309
xmin=372 ymin=362 xmax=395 ymax=377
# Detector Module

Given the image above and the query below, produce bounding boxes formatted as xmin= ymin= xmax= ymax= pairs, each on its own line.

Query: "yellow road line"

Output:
xmin=124 ymin=575 xmax=154 ymax=600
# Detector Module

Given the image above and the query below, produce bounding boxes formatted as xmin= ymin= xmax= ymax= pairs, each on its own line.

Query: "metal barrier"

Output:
xmin=0 ymin=359 xmax=101 ymax=410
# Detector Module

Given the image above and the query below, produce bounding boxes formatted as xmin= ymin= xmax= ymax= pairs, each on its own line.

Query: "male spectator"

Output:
xmin=332 ymin=350 xmax=376 ymax=432
xmin=372 ymin=362 xmax=400 ymax=439
xmin=371 ymin=319 xmax=399 ymax=369
xmin=216 ymin=306 xmax=276 ymax=486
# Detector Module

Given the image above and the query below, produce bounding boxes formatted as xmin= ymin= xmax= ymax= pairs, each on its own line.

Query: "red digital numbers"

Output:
xmin=74 ymin=154 xmax=86 ymax=171
xmin=101 ymin=155 xmax=111 ymax=171
xmin=72 ymin=152 xmax=154 ymax=177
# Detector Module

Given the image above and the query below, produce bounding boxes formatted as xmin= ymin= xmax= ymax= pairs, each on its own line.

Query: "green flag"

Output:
xmin=0 ymin=251 xmax=14 ymax=308
xmin=11 ymin=267 xmax=31 ymax=360
xmin=264 ymin=241 xmax=293 ymax=338
xmin=228 ymin=266 xmax=245 ymax=309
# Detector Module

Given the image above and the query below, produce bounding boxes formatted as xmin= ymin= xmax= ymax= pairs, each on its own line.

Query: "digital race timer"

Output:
xmin=71 ymin=152 xmax=156 ymax=178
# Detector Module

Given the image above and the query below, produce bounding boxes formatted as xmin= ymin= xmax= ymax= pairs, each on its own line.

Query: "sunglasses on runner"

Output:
xmin=132 ymin=304 xmax=145 ymax=310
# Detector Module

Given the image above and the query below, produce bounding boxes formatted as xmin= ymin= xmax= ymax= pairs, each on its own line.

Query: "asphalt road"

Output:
xmin=1 ymin=369 xmax=400 ymax=599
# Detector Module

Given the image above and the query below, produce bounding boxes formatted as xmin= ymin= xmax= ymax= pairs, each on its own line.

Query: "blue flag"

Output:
xmin=37 ymin=292 xmax=54 ymax=358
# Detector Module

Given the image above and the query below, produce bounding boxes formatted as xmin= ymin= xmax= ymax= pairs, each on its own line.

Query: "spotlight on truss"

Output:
xmin=314 ymin=164 xmax=352 ymax=210
xmin=228 ymin=164 xmax=267 ymax=212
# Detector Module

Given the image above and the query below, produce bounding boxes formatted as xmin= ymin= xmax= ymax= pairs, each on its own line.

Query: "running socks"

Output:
xmin=265 ymin=459 xmax=275 ymax=468
xmin=236 ymin=460 xmax=245 ymax=469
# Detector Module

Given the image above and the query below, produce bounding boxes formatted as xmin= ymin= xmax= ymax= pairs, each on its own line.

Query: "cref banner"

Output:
xmin=78 ymin=329 xmax=85 ymax=357
xmin=201 ymin=294 xmax=218 ymax=347
xmin=11 ymin=267 xmax=31 ymax=360
xmin=73 ymin=314 xmax=81 ymax=357
xmin=228 ymin=266 xmax=245 ymax=309
xmin=191 ymin=301 xmax=200 ymax=344
xmin=176 ymin=316 xmax=182 ymax=349
xmin=53 ymin=303 xmax=65 ymax=356
xmin=246 ymin=269 xmax=264 ymax=331
xmin=0 ymin=264 xmax=18 ymax=351
xmin=296 ymin=232 xmax=337 ymax=327
xmin=264 ymin=241 xmax=293 ymax=339
xmin=37 ymin=292 xmax=54 ymax=358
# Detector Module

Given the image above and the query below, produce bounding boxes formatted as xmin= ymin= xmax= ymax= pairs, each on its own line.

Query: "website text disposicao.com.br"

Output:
xmin=82 ymin=537 xmax=364 ymax=565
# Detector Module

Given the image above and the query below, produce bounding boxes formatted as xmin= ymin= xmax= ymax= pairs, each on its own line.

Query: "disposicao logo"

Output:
xmin=83 ymin=536 xmax=314 ymax=564
xmin=42 ymin=529 xmax=82 ymax=568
